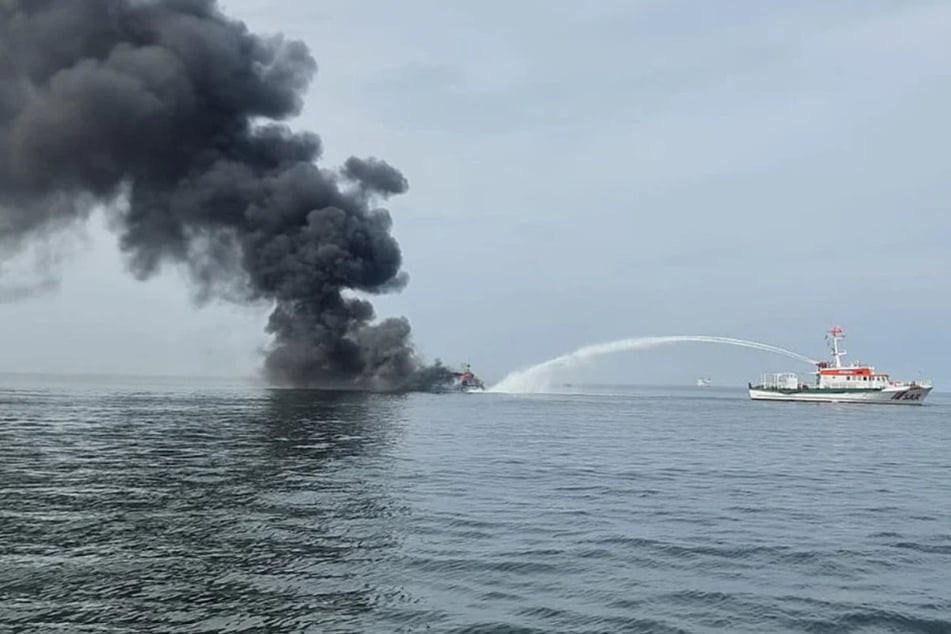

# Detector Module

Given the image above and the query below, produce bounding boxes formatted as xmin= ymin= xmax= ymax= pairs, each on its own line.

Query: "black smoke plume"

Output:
xmin=0 ymin=0 xmax=455 ymax=391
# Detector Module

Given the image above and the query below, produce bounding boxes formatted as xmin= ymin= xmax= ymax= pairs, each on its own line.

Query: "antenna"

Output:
xmin=825 ymin=324 xmax=847 ymax=368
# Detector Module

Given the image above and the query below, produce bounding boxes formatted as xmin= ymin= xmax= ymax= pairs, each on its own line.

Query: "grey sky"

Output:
xmin=1 ymin=0 xmax=949 ymax=386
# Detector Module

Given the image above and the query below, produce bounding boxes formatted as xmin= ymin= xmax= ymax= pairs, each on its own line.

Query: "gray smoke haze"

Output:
xmin=0 ymin=278 xmax=58 ymax=303
xmin=0 ymin=0 xmax=455 ymax=391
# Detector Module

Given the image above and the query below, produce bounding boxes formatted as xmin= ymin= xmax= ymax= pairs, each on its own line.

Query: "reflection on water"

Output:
xmin=0 ymin=386 xmax=411 ymax=632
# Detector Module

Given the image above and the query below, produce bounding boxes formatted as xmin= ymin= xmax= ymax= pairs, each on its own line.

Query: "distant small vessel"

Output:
xmin=451 ymin=363 xmax=485 ymax=392
xmin=749 ymin=325 xmax=932 ymax=405
xmin=696 ymin=377 xmax=712 ymax=387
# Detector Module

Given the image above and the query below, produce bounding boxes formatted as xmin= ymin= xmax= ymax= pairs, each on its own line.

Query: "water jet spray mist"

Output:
xmin=490 ymin=336 xmax=818 ymax=394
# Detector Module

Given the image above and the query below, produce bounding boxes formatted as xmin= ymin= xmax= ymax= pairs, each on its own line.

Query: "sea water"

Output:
xmin=1 ymin=376 xmax=949 ymax=633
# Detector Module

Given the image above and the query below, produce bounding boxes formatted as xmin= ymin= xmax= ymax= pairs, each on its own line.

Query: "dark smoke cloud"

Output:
xmin=0 ymin=0 xmax=453 ymax=391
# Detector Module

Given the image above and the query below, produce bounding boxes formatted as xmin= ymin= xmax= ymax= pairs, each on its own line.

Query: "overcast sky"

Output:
xmin=1 ymin=0 xmax=949 ymax=387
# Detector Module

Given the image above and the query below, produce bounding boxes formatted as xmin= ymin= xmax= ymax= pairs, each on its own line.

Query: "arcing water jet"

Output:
xmin=489 ymin=336 xmax=818 ymax=393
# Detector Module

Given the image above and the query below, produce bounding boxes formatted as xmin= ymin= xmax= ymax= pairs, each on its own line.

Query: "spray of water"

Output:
xmin=489 ymin=336 xmax=819 ymax=393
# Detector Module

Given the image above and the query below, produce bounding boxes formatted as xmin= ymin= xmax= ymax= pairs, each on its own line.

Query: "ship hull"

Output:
xmin=749 ymin=385 xmax=932 ymax=405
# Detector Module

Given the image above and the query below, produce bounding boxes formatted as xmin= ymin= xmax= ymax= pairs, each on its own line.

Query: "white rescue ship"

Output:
xmin=749 ymin=325 xmax=932 ymax=405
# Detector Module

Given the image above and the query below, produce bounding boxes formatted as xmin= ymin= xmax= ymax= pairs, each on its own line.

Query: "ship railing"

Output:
xmin=890 ymin=378 xmax=933 ymax=388
xmin=758 ymin=372 xmax=800 ymax=390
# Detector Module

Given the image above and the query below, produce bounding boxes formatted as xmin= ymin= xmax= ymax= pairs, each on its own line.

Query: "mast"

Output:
xmin=826 ymin=324 xmax=846 ymax=368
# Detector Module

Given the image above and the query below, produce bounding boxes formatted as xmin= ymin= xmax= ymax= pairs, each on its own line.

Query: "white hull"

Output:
xmin=749 ymin=385 xmax=932 ymax=405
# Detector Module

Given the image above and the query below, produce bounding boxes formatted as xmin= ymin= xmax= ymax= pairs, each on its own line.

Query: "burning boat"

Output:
xmin=452 ymin=363 xmax=486 ymax=392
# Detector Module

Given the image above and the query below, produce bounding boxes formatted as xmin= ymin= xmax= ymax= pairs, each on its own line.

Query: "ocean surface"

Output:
xmin=1 ymin=374 xmax=950 ymax=633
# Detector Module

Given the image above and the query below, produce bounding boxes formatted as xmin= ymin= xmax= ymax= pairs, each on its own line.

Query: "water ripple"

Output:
xmin=1 ymin=381 xmax=950 ymax=632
